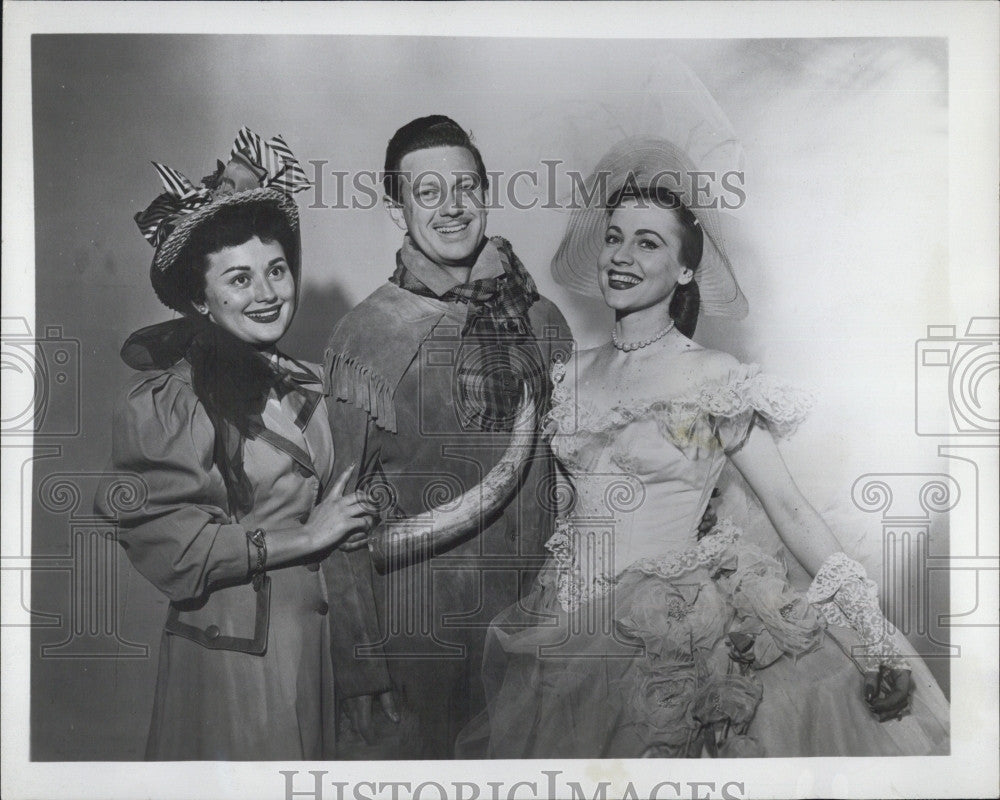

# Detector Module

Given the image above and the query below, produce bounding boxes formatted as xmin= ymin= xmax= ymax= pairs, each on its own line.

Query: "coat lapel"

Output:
xmin=253 ymin=358 xmax=325 ymax=479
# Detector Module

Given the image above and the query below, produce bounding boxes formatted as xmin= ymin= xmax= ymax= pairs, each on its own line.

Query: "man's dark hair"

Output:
xmin=383 ymin=115 xmax=489 ymax=205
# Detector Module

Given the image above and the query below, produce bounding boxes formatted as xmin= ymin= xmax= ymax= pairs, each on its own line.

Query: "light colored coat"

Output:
xmin=96 ymin=358 xmax=337 ymax=760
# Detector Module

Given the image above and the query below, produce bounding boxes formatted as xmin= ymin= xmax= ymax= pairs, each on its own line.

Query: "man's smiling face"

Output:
xmin=390 ymin=145 xmax=487 ymax=268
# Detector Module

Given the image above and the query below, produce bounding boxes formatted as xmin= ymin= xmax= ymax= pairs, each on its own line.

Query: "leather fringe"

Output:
xmin=325 ymin=351 xmax=397 ymax=433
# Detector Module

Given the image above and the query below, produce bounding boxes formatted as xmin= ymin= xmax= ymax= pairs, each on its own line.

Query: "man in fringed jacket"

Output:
xmin=321 ymin=115 xmax=572 ymax=759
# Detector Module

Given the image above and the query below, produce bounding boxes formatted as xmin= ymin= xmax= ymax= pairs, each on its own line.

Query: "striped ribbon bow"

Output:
xmin=230 ymin=127 xmax=311 ymax=196
xmin=134 ymin=127 xmax=311 ymax=248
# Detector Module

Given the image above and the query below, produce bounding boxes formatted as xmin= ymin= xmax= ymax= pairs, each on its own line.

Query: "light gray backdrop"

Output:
xmin=27 ymin=35 xmax=954 ymax=759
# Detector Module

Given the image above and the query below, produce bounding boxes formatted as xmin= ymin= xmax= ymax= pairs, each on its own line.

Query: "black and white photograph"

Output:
xmin=2 ymin=2 xmax=998 ymax=799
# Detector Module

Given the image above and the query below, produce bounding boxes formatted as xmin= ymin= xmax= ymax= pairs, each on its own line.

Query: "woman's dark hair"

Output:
xmin=383 ymin=115 xmax=489 ymax=205
xmin=608 ymin=184 xmax=703 ymax=338
xmin=152 ymin=201 xmax=299 ymax=315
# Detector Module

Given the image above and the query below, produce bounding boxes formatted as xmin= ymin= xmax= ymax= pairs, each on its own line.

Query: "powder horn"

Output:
xmin=367 ymin=385 xmax=536 ymax=572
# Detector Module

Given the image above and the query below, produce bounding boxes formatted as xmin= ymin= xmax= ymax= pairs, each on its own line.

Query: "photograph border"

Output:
xmin=3 ymin=3 xmax=998 ymax=799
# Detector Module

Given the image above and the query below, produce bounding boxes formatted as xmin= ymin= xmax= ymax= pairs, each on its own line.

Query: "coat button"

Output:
xmin=305 ymin=561 xmax=321 ymax=572
xmin=315 ymin=601 xmax=329 ymax=616
xmin=205 ymin=625 xmax=221 ymax=640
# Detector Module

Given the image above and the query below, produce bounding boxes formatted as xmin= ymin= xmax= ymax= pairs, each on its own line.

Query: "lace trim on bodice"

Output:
xmin=544 ymin=360 xmax=814 ymax=466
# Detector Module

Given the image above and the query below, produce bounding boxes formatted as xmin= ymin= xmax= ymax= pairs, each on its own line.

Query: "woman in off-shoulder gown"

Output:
xmin=456 ymin=138 xmax=949 ymax=759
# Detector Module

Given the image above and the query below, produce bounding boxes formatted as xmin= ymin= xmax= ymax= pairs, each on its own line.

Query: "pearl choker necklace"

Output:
xmin=611 ymin=320 xmax=675 ymax=352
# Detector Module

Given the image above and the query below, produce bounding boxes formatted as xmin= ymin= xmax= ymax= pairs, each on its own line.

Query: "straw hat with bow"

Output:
xmin=134 ymin=127 xmax=311 ymax=314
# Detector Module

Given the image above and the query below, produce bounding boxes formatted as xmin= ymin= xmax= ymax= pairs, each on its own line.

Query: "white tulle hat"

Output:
xmin=550 ymin=135 xmax=748 ymax=319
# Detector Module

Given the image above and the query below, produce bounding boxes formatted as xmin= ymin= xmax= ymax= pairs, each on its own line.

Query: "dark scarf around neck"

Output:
xmin=121 ymin=316 xmax=318 ymax=516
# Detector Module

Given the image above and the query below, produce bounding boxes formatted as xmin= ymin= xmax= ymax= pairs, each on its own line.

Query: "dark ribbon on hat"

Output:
xmin=389 ymin=236 xmax=547 ymax=433
xmin=121 ymin=316 xmax=322 ymax=516
xmin=134 ymin=127 xmax=311 ymax=256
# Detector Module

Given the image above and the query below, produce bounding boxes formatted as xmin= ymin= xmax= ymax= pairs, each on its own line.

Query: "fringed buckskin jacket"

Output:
xmin=321 ymin=236 xmax=572 ymax=758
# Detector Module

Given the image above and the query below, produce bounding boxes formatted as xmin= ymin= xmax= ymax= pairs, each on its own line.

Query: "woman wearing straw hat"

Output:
xmin=95 ymin=129 xmax=378 ymax=760
xmin=457 ymin=137 xmax=949 ymax=758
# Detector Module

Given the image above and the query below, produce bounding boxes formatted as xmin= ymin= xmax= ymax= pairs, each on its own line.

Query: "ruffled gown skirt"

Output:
xmin=456 ymin=532 xmax=950 ymax=759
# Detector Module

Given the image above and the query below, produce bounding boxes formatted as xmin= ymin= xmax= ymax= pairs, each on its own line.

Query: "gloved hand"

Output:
xmin=807 ymin=553 xmax=913 ymax=721
xmin=864 ymin=664 xmax=912 ymax=722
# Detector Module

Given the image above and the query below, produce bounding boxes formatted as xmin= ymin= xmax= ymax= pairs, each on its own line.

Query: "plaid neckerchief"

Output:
xmin=389 ymin=235 xmax=546 ymax=432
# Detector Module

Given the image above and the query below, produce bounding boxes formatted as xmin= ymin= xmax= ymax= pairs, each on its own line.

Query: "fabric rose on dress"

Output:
xmin=727 ymin=544 xmax=824 ymax=659
xmin=629 ymin=665 xmax=701 ymax=749
xmin=616 ymin=577 xmax=730 ymax=663
xmin=652 ymin=403 xmax=722 ymax=461
xmin=690 ymin=674 xmax=762 ymax=729
xmin=689 ymin=674 xmax=764 ymax=757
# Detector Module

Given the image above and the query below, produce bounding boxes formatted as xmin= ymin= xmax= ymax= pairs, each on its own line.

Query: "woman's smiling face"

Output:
xmin=197 ymin=236 xmax=296 ymax=346
xmin=598 ymin=198 xmax=693 ymax=313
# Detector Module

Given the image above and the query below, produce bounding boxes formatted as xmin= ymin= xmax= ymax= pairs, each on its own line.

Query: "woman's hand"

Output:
xmin=306 ymin=466 xmax=377 ymax=551
xmin=338 ymin=531 xmax=371 ymax=552
xmin=864 ymin=666 xmax=913 ymax=722
xmin=696 ymin=488 xmax=720 ymax=539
